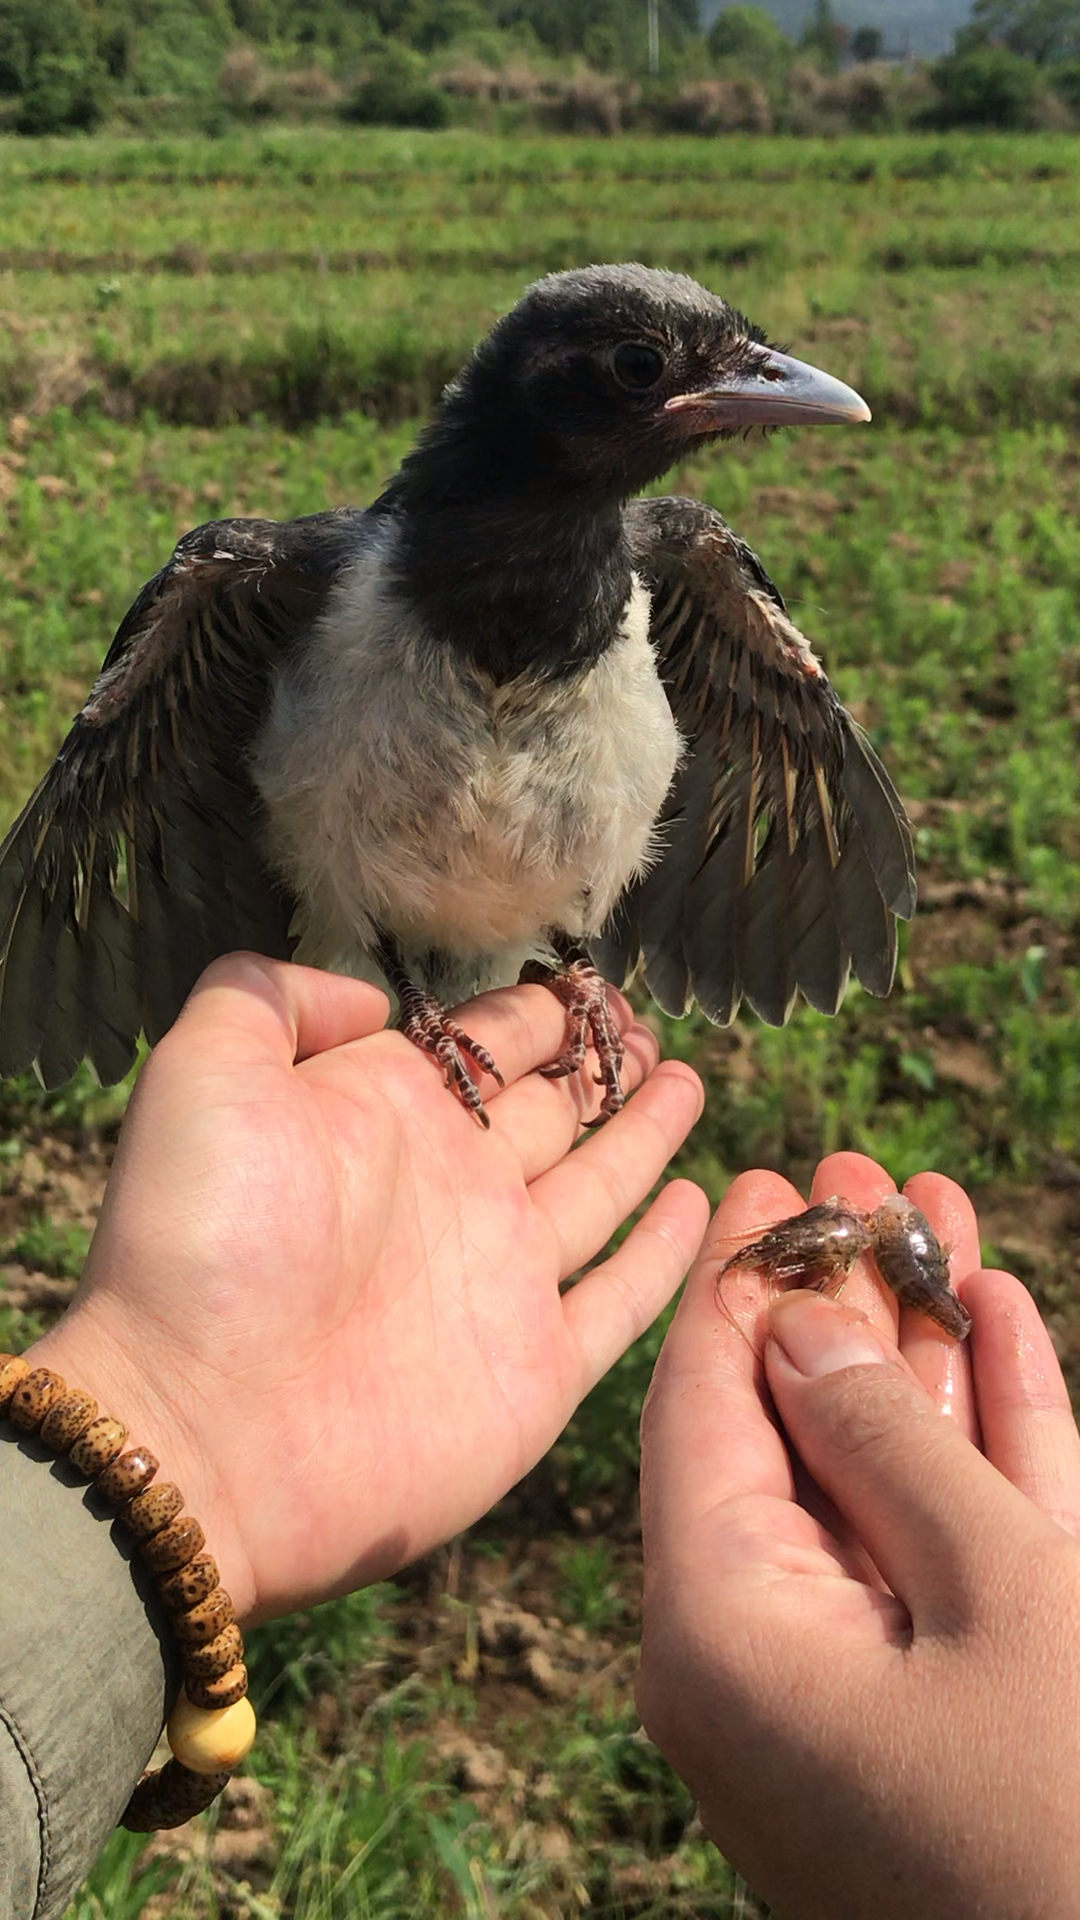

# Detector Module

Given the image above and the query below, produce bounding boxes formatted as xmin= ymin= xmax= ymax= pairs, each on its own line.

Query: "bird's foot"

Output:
xmin=397 ymin=980 xmax=504 ymax=1128
xmin=521 ymin=957 xmax=626 ymax=1122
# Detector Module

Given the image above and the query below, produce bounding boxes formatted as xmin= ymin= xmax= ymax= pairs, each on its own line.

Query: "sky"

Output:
xmin=698 ymin=1 xmax=974 ymax=57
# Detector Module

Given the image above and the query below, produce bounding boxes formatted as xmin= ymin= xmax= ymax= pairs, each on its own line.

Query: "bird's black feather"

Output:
xmin=0 ymin=510 xmax=363 ymax=1085
xmin=607 ymin=494 xmax=915 ymax=1026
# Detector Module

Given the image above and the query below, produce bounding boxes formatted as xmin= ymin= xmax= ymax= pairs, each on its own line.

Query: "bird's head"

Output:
xmin=438 ymin=262 xmax=870 ymax=503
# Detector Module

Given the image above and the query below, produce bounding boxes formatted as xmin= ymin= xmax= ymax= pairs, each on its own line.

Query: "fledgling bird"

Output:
xmin=0 ymin=264 xmax=915 ymax=1121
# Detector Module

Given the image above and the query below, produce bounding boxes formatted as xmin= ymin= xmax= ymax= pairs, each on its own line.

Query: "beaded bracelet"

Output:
xmin=0 ymin=1351 xmax=256 ymax=1831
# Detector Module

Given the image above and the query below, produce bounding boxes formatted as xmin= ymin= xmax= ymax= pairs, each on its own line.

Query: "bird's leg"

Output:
xmin=375 ymin=934 xmax=504 ymax=1129
xmin=520 ymin=941 xmax=626 ymax=1122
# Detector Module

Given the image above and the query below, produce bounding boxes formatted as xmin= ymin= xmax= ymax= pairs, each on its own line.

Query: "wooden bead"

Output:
xmin=0 ymin=1353 xmax=253 ymax=1833
xmin=183 ymin=1663 xmax=248 ymax=1712
xmin=158 ymin=1551 xmax=220 ymax=1612
xmin=0 ymin=1354 xmax=30 ymax=1413
xmin=69 ymin=1416 xmax=127 ymax=1477
xmin=173 ymin=1587 xmax=234 ymax=1648
xmin=124 ymin=1481 xmax=183 ymax=1542
xmin=40 ymin=1388 xmax=98 ymax=1452
xmin=121 ymin=1757 xmax=230 ymax=1831
xmin=167 ymin=1692 xmax=256 ymax=1774
xmin=8 ymin=1367 xmax=66 ymax=1431
xmin=183 ymin=1621 xmax=244 ymax=1682
xmin=141 ymin=1514 xmax=204 ymax=1574
xmin=96 ymin=1445 xmax=158 ymax=1505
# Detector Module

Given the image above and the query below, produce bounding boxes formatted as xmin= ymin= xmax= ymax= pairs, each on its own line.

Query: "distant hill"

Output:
xmin=699 ymin=0 xmax=973 ymax=58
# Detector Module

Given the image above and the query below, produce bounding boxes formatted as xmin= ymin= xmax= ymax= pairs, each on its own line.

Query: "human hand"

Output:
xmin=637 ymin=1151 xmax=1080 ymax=1920
xmin=31 ymin=955 xmax=708 ymax=1625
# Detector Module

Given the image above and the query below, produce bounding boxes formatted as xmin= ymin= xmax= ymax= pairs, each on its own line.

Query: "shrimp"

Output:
xmin=717 ymin=1193 xmax=970 ymax=1341
xmin=867 ymin=1194 xmax=971 ymax=1340
xmin=719 ymin=1201 xmax=873 ymax=1293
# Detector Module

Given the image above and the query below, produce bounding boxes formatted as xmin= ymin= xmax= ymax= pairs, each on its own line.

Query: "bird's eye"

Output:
xmin=612 ymin=342 xmax=666 ymax=391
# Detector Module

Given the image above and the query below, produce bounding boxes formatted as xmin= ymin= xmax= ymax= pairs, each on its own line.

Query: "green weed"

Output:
xmin=5 ymin=1213 xmax=90 ymax=1276
xmin=556 ymin=1542 xmax=627 ymax=1634
xmin=247 ymin=1584 xmax=402 ymax=1710
xmin=63 ymin=1831 xmax=181 ymax=1920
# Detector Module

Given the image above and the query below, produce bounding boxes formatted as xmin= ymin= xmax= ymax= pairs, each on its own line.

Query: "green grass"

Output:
xmin=0 ymin=120 xmax=1068 ymax=1918
xmin=556 ymin=1542 xmax=628 ymax=1634
xmin=74 ymin=1560 xmax=744 ymax=1919
xmin=4 ymin=127 xmax=1080 ymax=432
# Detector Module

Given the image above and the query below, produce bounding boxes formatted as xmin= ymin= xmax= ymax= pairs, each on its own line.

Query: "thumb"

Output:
xmin=174 ymin=953 xmax=391 ymax=1069
xmin=765 ymin=1289 xmax=1054 ymax=1640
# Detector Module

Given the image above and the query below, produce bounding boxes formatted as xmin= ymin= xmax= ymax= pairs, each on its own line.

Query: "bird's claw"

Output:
xmin=522 ymin=957 xmax=626 ymax=1122
xmin=398 ymin=984 xmax=504 ymax=1127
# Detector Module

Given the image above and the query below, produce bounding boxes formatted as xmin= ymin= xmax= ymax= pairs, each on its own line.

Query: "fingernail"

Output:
xmin=768 ymin=1290 xmax=890 ymax=1378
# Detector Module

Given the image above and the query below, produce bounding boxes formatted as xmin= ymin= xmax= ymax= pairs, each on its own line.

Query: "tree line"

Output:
xmin=0 ymin=0 xmax=1076 ymax=136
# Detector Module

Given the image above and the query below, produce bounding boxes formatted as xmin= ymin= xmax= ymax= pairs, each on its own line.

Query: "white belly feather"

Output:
xmin=251 ymin=523 xmax=681 ymax=990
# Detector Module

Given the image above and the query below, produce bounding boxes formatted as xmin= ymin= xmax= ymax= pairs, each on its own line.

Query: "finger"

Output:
xmin=528 ymin=1060 xmax=705 ymax=1277
xmin=171 ymin=953 xmax=391 ymax=1068
xmin=809 ymin=1150 xmax=896 ymax=1211
xmin=490 ymin=1017 xmax=659 ymax=1181
xmin=639 ymin=1170 xmax=807 ymax=1573
xmin=809 ymin=1151 xmax=898 ymax=1337
xmin=764 ymin=1287 xmax=1057 ymax=1637
xmin=353 ymin=981 xmax=647 ymax=1139
xmin=904 ymin=1171 xmax=981 ymax=1280
xmin=562 ymin=1178 xmax=711 ymax=1393
xmin=707 ymin=1166 xmax=809 ymax=1351
xmin=900 ymin=1172 xmax=979 ymax=1440
xmin=444 ymin=979 xmax=639 ymax=1096
xmin=770 ymin=1155 xmax=898 ymax=1578
xmin=963 ymin=1267 xmax=1080 ymax=1537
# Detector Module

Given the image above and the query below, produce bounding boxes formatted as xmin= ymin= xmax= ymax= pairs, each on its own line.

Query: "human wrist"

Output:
xmin=4 ymin=1311 xmax=260 ymax=1832
xmin=25 ymin=1283 xmax=257 ymax=1623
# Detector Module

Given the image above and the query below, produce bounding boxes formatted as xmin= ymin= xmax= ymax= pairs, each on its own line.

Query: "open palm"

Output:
xmin=638 ymin=1155 xmax=1080 ymax=1915
xmin=640 ymin=1151 xmax=983 ymax=1687
xmin=37 ymin=954 xmax=708 ymax=1624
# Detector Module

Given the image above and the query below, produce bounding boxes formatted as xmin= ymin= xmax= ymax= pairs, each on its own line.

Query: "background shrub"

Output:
xmin=663 ymin=74 xmax=773 ymax=132
xmin=928 ymin=45 xmax=1045 ymax=127
xmin=15 ymin=50 xmax=107 ymax=130
xmin=340 ymin=50 xmax=451 ymax=128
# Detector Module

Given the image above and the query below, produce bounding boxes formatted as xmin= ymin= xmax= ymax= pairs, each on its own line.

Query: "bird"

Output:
xmin=0 ymin=263 xmax=915 ymax=1122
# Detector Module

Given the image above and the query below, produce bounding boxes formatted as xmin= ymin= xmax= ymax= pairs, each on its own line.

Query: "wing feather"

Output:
xmin=839 ymin=730 xmax=918 ymax=920
xmin=0 ymin=508 xmax=366 ymax=1085
xmin=606 ymin=495 xmax=915 ymax=1028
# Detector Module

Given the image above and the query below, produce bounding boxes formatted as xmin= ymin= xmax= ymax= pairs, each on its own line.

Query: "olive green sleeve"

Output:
xmin=0 ymin=1436 xmax=179 ymax=1920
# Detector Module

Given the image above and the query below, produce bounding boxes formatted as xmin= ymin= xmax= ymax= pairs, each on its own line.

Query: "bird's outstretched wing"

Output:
xmin=594 ymin=495 xmax=916 ymax=1027
xmin=0 ymin=509 xmax=365 ymax=1087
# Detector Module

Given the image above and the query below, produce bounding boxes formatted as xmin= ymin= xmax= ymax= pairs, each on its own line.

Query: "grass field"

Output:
xmin=2 ymin=124 xmax=1080 ymax=1917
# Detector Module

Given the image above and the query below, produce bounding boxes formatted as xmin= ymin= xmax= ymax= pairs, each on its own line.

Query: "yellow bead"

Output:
xmin=166 ymin=1691 xmax=257 ymax=1776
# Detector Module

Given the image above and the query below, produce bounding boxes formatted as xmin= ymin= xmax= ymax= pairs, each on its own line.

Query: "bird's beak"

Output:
xmin=665 ymin=347 xmax=871 ymax=430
